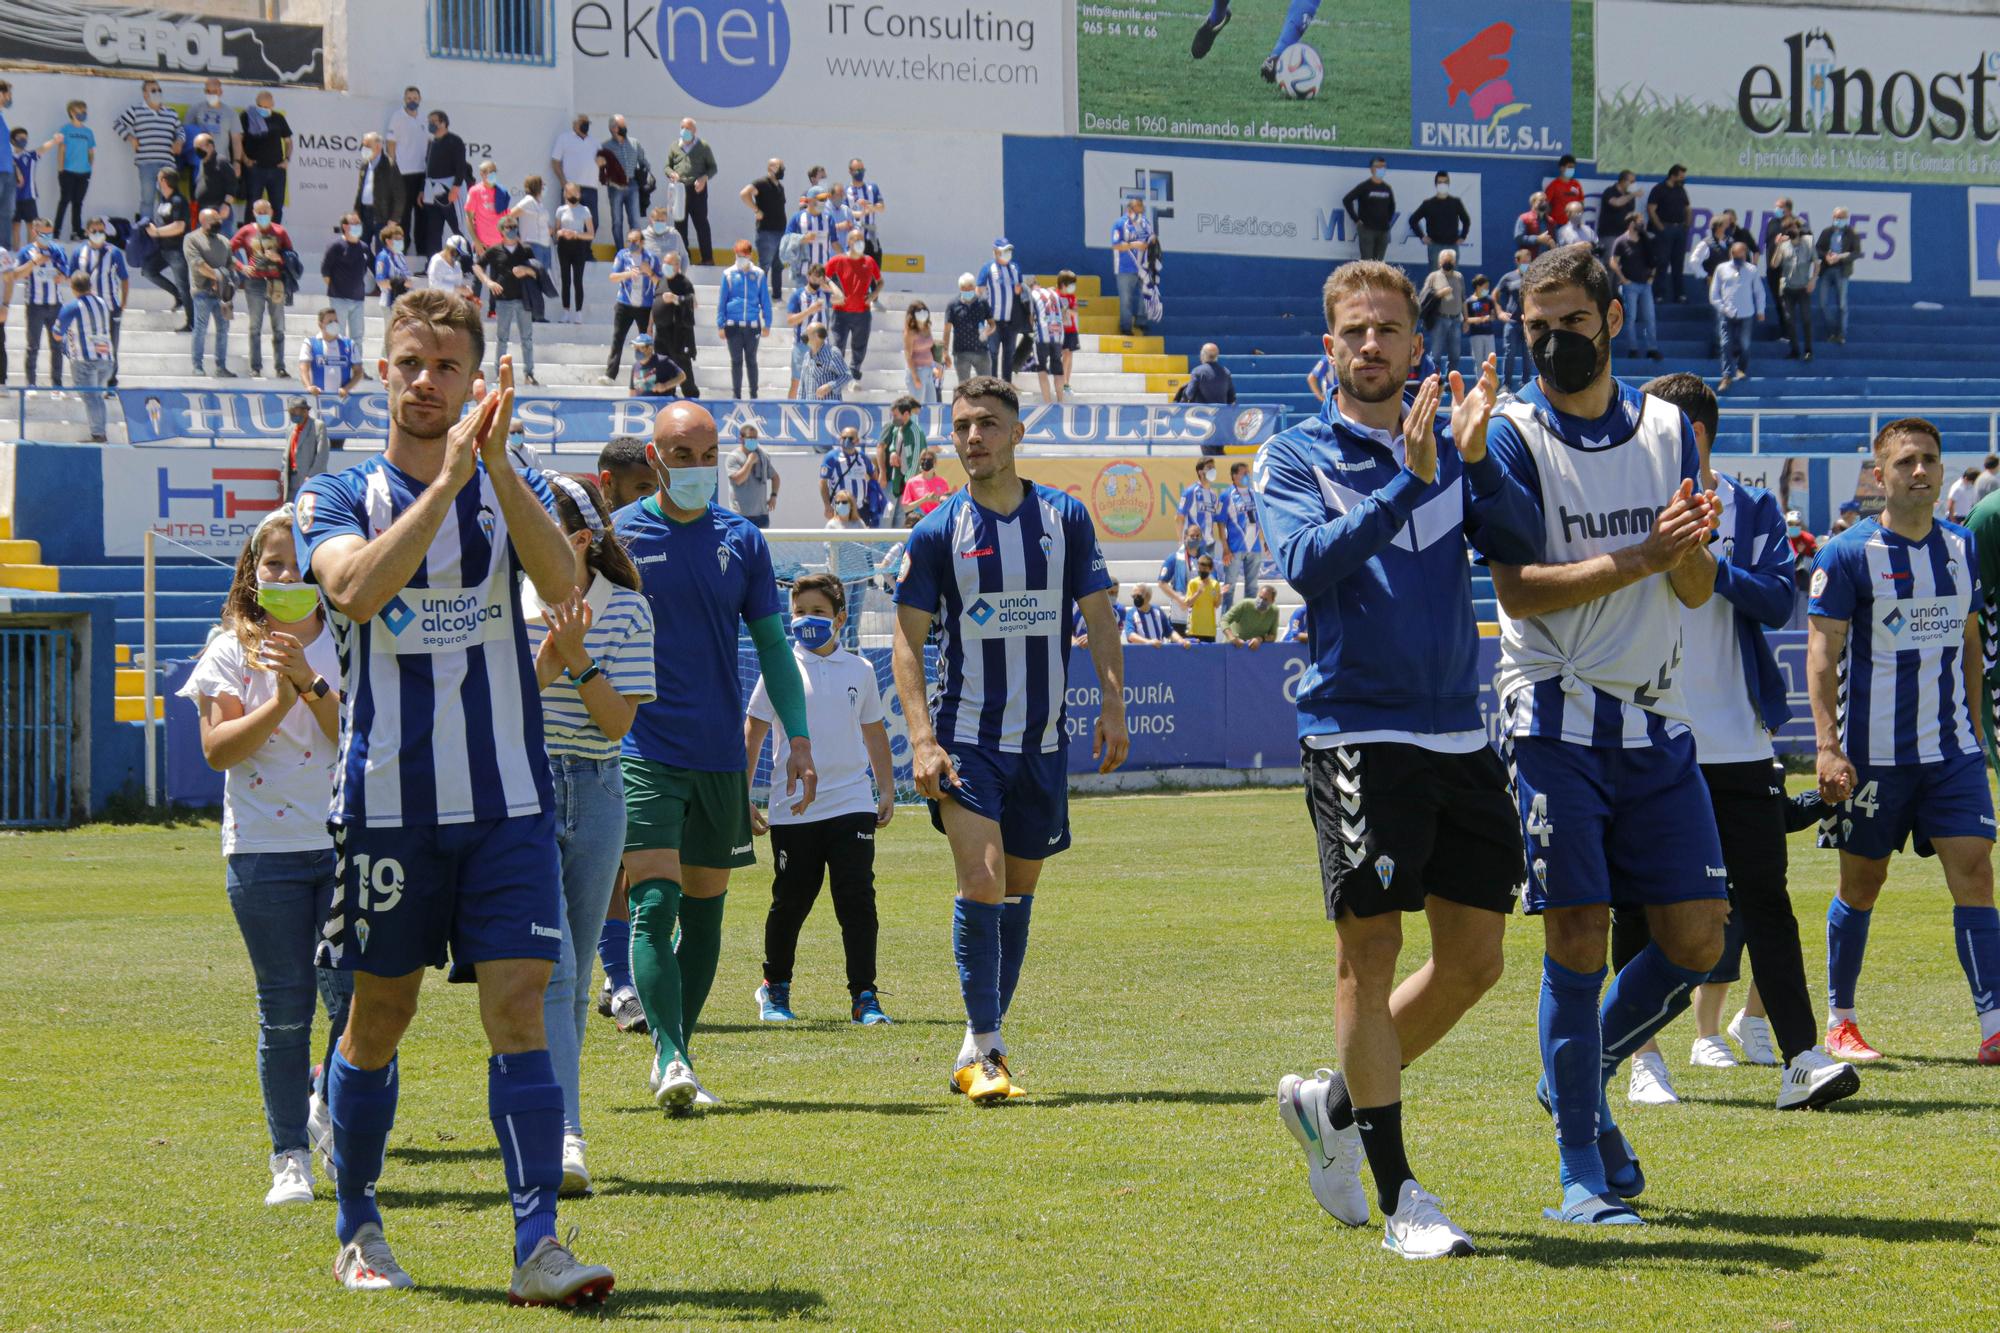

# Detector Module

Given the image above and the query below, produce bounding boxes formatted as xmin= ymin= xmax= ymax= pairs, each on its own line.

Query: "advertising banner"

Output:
xmin=1408 ymin=0 xmax=1572 ymax=158
xmin=1596 ymin=0 xmax=2000 ymax=185
xmin=1971 ymin=189 xmax=2000 ymax=299
xmin=1083 ymin=150 xmax=1483 ymax=267
xmin=929 ymin=456 xmax=1252 ymax=545
xmin=116 ymin=389 xmax=1280 ymax=453
xmin=1575 ymin=178 xmax=1910 ymax=285
xmin=100 ymin=443 xmax=285 ymax=560
xmin=0 ymin=0 xmax=325 ymax=87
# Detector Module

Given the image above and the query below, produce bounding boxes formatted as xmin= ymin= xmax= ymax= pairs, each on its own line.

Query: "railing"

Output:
xmin=1714 ymin=406 xmax=1999 ymax=454
xmin=0 ymin=625 xmax=75 ymax=827
xmin=428 ymin=0 xmax=556 ymax=66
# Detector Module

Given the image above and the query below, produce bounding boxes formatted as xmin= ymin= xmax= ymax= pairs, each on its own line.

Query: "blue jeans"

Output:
xmin=607 ymin=184 xmax=639 ymax=245
xmin=527 ymin=243 xmax=552 ymax=321
xmin=1818 ymin=266 xmax=1849 ymax=338
xmin=1499 ymin=321 xmax=1526 ymax=388
xmin=1425 ymin=314 xmax=1462 ymax=375
xmin=224 ymin=849 xmax=353 ymax=1154
xmin=329 ymin=296 xmax=365 ymax=346
xmin=1116 ymin=269 xmax=1143 ymax=333
xmin=755 ymin=228 xmax=784 ymax=302
xmin=1619 ymin=282 xmax=1657 ymax=353
xmin=577 ymin=185 xmax=600 ymax=235
xmin=495 ymin=298 xmax=534 ymax=376
xmin=1220 ymin=551 xmax=1256 ymax=607
xmin=541 ymin=756 xmax=627 ymax=1138
xmin=72 ymin=357 xmax=112 ymax=437
xmin=1652 ymin=224 xmax=1687 ymax=301
xmin=190 ymin=291 xmax=229 ymax=370
xmin=1719 ymin=314 xmax=1755 ymax=380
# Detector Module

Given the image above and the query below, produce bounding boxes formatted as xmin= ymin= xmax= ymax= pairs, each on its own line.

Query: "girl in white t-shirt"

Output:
xmin=745 ymin=574 xmax=895 ymax=1025
xmin=177 ymin=505 xmax=352 ymax=1208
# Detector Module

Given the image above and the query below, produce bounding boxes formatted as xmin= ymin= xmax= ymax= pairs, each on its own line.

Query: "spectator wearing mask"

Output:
xmin=114 ymin=81 xmax=181 ymax=219
xmin=1599 ymin=170 xmax=1640 ymax=242
xmin=1709 ymin=240 xmax=1766 ymax=392
xmin=1183 ymin=342 xmax=1237 ymax=405
xmin=417 ymin=110 xmax=471 ymax=254
xmin=142 ymin=174 xmax=194 ymax=330
xmin=320 ymin=213 xmax=371 ymax=347
xmin=476 ymin=217 xmax=541 ymax=385
xmin=506 ymin=175 xmax=552 ymax=321
xmin=741 ymin=158 xmax=787 ymax=300
xmin=1609 ymin=215 xmax=1660 ymax=361
xmin=353 ymin=133 xmax=402 ymax=247
xmin=717 ymin=237 xmax=773 ymax=398
xmin=192 ymin=133 xmax=238 ymax=228
xmin=16 ymin=217 xmax=69 ymax=388
xmin=1218 ymin=461 xmax=1262 ymax=608
xmin=789 ymin=186 xmax=836 ymax=288
xmin=604 ymin=229 xmax=658 ymax=382
xmin=786 ymin=261 xmax=837 ymax=396
xmin=1647 ymin=162 xmax=1692 ymax=301
xmin=800 ymin=321 xmax=854 ymax=403
xmin=819 ymin=427 xmax=875 ymax=520
xmin=976 ymin=238 xmax=1023 ymax=381
xmin=845 ymin=158 xmax=886 ymax=279
xmin=549 ymin=114 xmax=600 ymax=233
xmin=1785 ymin=511 xmax=1817 ymax=582
xmin=877 ymin=395 xmax=925 ymax=523
xmin=601 ymin=115 xmax=649 ymax=244
xmin=1184 ymin=553 xmax=1223 ymax=643
xmin=641 ymin=202 xmax=688 ymax=277
xmin=1545 ymin=154 xmax=1583 ymax=223
xmin=1690 ymin=214 xmax=1735 ymax=278
xmin=1948 ymin=467 xmax=1982 ymax=522
xmin=427 ymin=231 xmax=474 ymax=302
xmin=373 ymin=223 xmax=411 ymax=307
xmin=182 ymin=207 xmax=234 ymax=376
xmin=55 ymin=271 xmax=113 ymax=440
xmin=554 ymin=183 xmax=594 ymax=324
xmin=229 ymin=201 xmax=291 ymax=379
xmin=1774 ymin=222 xmax=1817 ymax=362
xmin=1555 ymin=199 xmax=1598 ymax=253
xmin=626 ymin=331 xmax=686 ymax=398
xmin=1418 ymin=251 xmax=1465 ymax=374
xmin=725 ymin=424 xmax=779 ymax=528
xmin=904 ymin=303 xmax=942 ymax=404
xmin=1123 ymin=585 xmax=1188 ymax=647
xmin=385 ymin=86 xmax=426 ymax=237
xmin=71 ymin=215 xmax=129 ymax=385
xmin=238 ymin=91 xmax=292 ymax=222
xmin=1155 ymin=524 xmax=1207 ymax=631
xmin=1110 ymin=195 xmax=1154 ymax=335
xmin=649 ymin=249 xmax=698 ymax=396
xmin=282 ymin=397 xmax=329 ymax=500
xmin=900 ymin=447 xmax=950 ymax=521
xmin=944 ymin=271 xmax=993 ymax=383
xmin=1493 ymin=245 xmax=1534 ymax=388
xmin=1760 ymin=196 xmax=1798 ymax=339
xmin=466 ymin=159 xmax=504 ymax=252
xmin=1514 ymin=191 xmax=1556 ymax=254
xmin=1408 ymin=171 xmax=1472 ymax=271
xmin=1177 ymin=458 xmax=1223 ymax=555
xmin=1342 ymin=157 xmax=1395 ymax=262
xmin=1222 ymin=584 xmax=1280 ymax=649
xmin=12 ymin=124 xmax=59 ymax=250
xmin=826 ymin=228 xmax=880 ymax=382
xmin=1814 ymin=207 xmax=1858 ymax=345
xmin=296 ymin=305 xmax=362 ymax=404
xmin=53 ymin=100 xmax=95 ymax=242
xmin=1463 ymin=274 xmax=1496 ymax=370
xmin=666 ymin=118 xmax=718 ymax=264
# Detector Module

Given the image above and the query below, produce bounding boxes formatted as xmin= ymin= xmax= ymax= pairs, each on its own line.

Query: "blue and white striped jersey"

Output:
xmin=16 ymin=242 xmax=70 ymax=304
xmin=610 ymin=247 xmax=657 ymax=307
xmin=794 ymin=208 xmax=834 ymax=267
xmin=296 ymin=455 xmax=559 ymax=827
xmin=788 ymin=280 xmax=835 ymax=345
xmin=978 ymin=259 xmax=1022 ymax=324
xmin=895 ymin=482 xmax=1112 ymax=754
xmin=844 ymin=180 xmax=883 ymax=239
xmin=374 ymin=246 xmax=411 ymax=303
xmin=298 ymin=335 xmax=359 ymax=392
xmin=1110 ymin=213 xmax=1153 ymax=275
xmin=1178 ymin=480 xmax=1222 ymax=538
xmin=523 ymin=575 xmax=656 ymax=760
xmin=54 ymin=293 xmax=115 ymax=361
xmin=1809 ymin=516 xmax=1981 ymax=767
xmin=72 ymin=242 xmax=129 ymax=310
xmin=1125 ymin=604 xmax=1172 ymax=640
xmin=1221 ymin=483 xmax=1263 ymax=555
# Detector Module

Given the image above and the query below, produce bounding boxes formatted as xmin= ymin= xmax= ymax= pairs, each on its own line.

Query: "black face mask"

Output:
xmin=1531 ymin=326 xmax=1607 ymax=396
xmin=773 ymin=168 xmax=784 ymax=181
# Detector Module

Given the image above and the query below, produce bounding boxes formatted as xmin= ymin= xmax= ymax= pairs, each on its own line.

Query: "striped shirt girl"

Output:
xmin=523 ymin=576 xmax=656 ymax=760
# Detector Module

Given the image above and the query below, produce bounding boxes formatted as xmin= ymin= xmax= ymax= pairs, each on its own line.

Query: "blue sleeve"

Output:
xmin=740 ymin=526 xmax=782 ymax=623
xmin=756 ymin=276 xmax=772 ymax=326
xmin=1460 ymin=446 xmax=1544 ymax=567
xmin=818 ymin=453 xmax=837 ymax=484
xmin=1678 ymin=415 xmax=1701 ymax=489
xmin=1711 ymin=489 xmax=1796 ymax=629
xmin=893 ymin=518 xmax=945 ymax=613
xmin=1477 ymin=416 xmax=1546 ymax=563
xmin=1809 ymin=540 xmax=1857 ymax=621
xmin=1064 ymin=499 xmax=1114 ymax=601
xmin=294 ymin=471 xmax=367 ymax=582
xmin=1250 ymin=437 xmax=1427 ymax=600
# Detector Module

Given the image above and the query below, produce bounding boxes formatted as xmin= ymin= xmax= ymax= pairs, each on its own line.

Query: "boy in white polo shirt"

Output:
xmin=745 ymin=573 xmax=897 ymax=1025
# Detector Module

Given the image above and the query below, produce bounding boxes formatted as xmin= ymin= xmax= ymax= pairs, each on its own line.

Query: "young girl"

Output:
xmin=177 ymin=506 xmax=351 ymax=1207
xmin=746 ymin=575 xmax=895 ymax=1024
xmin=902 ymin=301 xmax=940 ymax=403
xmin=522 ymin=474 xmax=656 ymax=1197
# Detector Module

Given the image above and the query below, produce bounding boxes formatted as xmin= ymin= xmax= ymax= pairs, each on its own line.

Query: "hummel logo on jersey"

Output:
xmin=1047 ymin=833 xmax=1063 ymax=845
xmin=1559 ymin=503 xmax=1660 ymax=544
xmin=961 ymin=546 xmax=995 ymax=558
xmin=857 ymin=831 xmax=874 ymax=841
xmin=380 ymin=596 xmax=416 ymax=636
xmin=731 ymin=842 xmax=753 ymax=855
xmin=1883 ymin=608 xmax=1906 ymax=635
xmin=1706 ymin=865 xmax=1729 ymax=879
xmin=636 ymin=552 xmax=669 ymax=565
xmin=968 ymin=598 xmax=997 ymax=625
xmin=530 ymin=923 xmax=562 ymax=940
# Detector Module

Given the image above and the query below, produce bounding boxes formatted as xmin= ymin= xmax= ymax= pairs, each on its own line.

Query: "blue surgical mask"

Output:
xmin=679 ymin=129 xmax=694 ymax=144
xmin=666 ymin=465 xmax=716 ymax=508
xmin=790 ymin=615 xmax=835 ymax=650
xmin=1561 ymin=166 xmax=1575 ymax=179
xmin=1787 ymin=522 xmax=1802 ymax=537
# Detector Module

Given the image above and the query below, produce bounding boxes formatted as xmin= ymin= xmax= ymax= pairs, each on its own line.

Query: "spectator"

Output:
xmin=725 ymin=423 xmax=779 ymax=527
xmin=666 ymin=117 xmax=718 ymax=265
xmin=182 ymin=79 xmax=236 ymax=187
xmin=1218 ymin=461 xmax=1261 ymax=608
xmin=944 ymin=271 xmax=993 ymax=383
xmin=465 ymin=159 xmax=503 ymax=252
xmin=819 ymin=427 xmax=875 ymax=520
xmin=1815 ymin=207 xmax=1858 ymax=345
xmin=192 ymin=133 xmax=237 ymax=227
xmin=182 ymin=207 xmax=234 ymax=377
xmin=476 ymin=216 xmax=540 ymax=385
xmin=1609 ymin=215 xmax=1659 ymax=361
xmin=427 ymin=231 xmax=473 ymax=302
xmin=1599 ymin=169 xmax=1640 ymax=241
xmin=72 ymin=215 xmax=129 ymax=384
xmin=826 ymin=227 xmax=880 ymax=381
xmin=1709 ymin=240 xmax=1766 ymax=392
xmin=877 ymin=395 xmax=925 ymax=522
xmin=1055 ymin=269 xmax=1080 ymax=394
xmin=899 ymin=447 xmax=950 ymax=521
xmin=1110 ymin=195 xmax=1153 ymax=335
xmin=229 ymin=201 xmax=291 ymax=379
xmin=1493 ymin=244 xmax=1533 ymax=389
xmin=1184 ymin=342 xmax=1237 ymax=404
xmin=977 ymin=237 xmax=1023 ymax=381
xmin=1690 ymin=214 xmax=1734 ymax=277
xmin=506 ymin=175 xmax=552 ymax=322
xmin=1342 ymin=157 xmax=1395 ymax=262
xmin=320 ymin=213 xmax=371 ymax=347
xmin=741 ymin=158 xmax=787 ymax=300
xmin=626 ymin=331 xmax=685 ymax=398
xmin=800 ymin=321 xmax=853 ymax=403
xmin=1829 ymin=508 xmax=1857 ymax=537
xmin=1555 ymin=199 xmax=1598 ymax=253
xmin=649 ymin=249 xmax=698 ymax=395
xmin=1464 ymin=274 xmax=1496 ymax=370
xmin=140 ymin=168 xmax=192 ymax=327
xmin=344 ymin=132 xmax=396 ymax=251
xmin=786 ymin=261 xmax=836 ymax=395
xmin=601 ymin=115 xmax=649 ymax=244
xmin=642 ymin=201 xmax=688 ymax=277
xmin=417 ymin=110 xmax=470 ymax=255
xmin=1948 ymin=467 xmax=1982 ymax=522
xmin=282 ymin=397 xmax=329 ymax=499
xmin=554 ymin=183 xmax=593 ymax=324
xmin=1177 ymin=457 xmax=1223 ymax=555
xmin=114 ymin=80 xmax=181 ymax=219
xmin=1647 ymin=162 xmax=1692 ymax=301
xmin=1408 ymin=170 xmax=1471 ymax=271
xmin=1774 ymin=221 xmax=1817 ymax=362
xmin=1123 ymin=585 xmax=1187 ymax=647
xmin=1306 ymin=350 xmax=1332 ymax=401
xmin=549 ymin=113 xmax=599 ymax=233
xmin=238 ymin=91 xmax=292 ymax=223
xmin=1286 ymin=604 xmax=1308 ymax=643
xmin=717 ymin=237 xmax=772 ymax=398
xmin=845 ymin=157 xmax=886 ymax=278
xmin=0 ymin=81 xmax=13 ymax=233
xmin=1418 ymin=251 xmax=1465 ymax=374
xmin=373 ymin=222 xmax=411 ymax=307
xmin=904 ymin=301 xmax=943 ymax=404
xmin=1513 ymin=191 xmax=1556 ymax=254
xmin=297 ymin=305 xmax=361 ymax=403
xmin=604 ymin=229 xmax=657 ymax=382
xmin=1976 ymin=454 xmax=2000 ymax=502
xmin=385 ymin=85 xmax=425 ymax=238
xmin=1222 ymin=583 xmax=1279 ymax=649
xmin=55 ymin=272 xmax=112 ymax=440
xmin=1546 ymin=154 xmax=1583 ymax=222
xmin=11 ymin=124 xmax=58 ymax=250
xmin=1760 ymin=196 xmax=1798 ymax=339
xmin=1185 ymin=553 xmax=1223 ymax=642
xmin=1073 ymin=581 xmax=1120 ymax=646
xmin=790 ymin=186 xmax=836 ymax=289
xmin=16 ymin=217 xmax=68 ymax=389
xmin=1786 ymin=510 xmax=1818 ymax=569
xmin=52 ymin=100 xmax=94 ymax=241
xmin=1155 ymin=523 xmax=1206 ymax=630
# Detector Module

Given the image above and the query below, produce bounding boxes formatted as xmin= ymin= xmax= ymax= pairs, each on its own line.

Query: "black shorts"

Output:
xmin=1061 ymin=330 xmax=1080 ymax=352
xmin=1303 ymin=741 xmax=1522 ymax=919
xmin=14 ymin=196 xmax=37 ymax=223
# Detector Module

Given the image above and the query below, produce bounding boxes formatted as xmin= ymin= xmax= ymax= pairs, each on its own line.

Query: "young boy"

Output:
xmin=746 ymin=574 xmax=897 ymax=1025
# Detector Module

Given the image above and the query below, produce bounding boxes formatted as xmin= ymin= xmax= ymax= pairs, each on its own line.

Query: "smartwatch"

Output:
xmin=308 ymin=676 xmax=332 ymax=700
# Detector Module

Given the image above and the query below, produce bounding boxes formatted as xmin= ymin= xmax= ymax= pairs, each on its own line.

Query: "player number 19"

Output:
xmin=352 ymin=853 xmax=406 ymax=913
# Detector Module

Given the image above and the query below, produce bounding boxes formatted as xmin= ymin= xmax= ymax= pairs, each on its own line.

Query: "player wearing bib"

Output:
xmin=295 ymin=291 xmax=613 ymax=1305
xmin=1486 ymin=248 xmax=1729 ymax=1227
xmin=1256 ymin=262 xmax=1540 ymax=1260
xmin=892 ymin=375 xmax=1130 ymax=1104
xmin=615 ymin=400 xmax=816 ymax=1114
xmin=1807 ymin=417 xmax=2000 ymax=1067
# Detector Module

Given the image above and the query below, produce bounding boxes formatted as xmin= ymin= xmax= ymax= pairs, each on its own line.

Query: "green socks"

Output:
xmin=678 ymin=892 xmax=728 ymax=1043
xmin=629 ymin=878 xmax=688 ymax=1067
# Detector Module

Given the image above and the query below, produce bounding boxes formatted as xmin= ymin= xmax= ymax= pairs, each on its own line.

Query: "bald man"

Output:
xmin=611 ymin=401 xmax=815 ymax=1112
xmin=666 ymin=118 xmax=717 ymax=264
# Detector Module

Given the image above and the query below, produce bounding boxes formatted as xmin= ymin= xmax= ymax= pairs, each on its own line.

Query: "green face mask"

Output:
xmin=256 ymin=581 xmax=320 ymax=622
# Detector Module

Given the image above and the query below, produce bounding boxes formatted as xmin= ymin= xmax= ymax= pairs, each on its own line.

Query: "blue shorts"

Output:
xmin=1511 ymin=732 xmax=1728 ymax=914
xmin=927 ymin=745 xmax=1071 ymax=861
xmin=318 ymin=812 xmax=563 ymax=978
xmin=1816 ymin=750 xmax=1996 ymax=860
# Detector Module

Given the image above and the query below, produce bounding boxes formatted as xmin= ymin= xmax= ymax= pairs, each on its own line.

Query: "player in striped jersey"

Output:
xmin=892 ymin=376 xmax=1130 ymax=1103
xmin=1486 ymin=247 xmax=1728 ymax=1226
xmin=1807 ymin=417 xmax=2000 ymax=1066
xmin=294 ymin=291 xmax=613 ymax=1304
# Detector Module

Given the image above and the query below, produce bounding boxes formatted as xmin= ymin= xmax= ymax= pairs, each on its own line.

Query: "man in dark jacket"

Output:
xmin=191 ymin=133 xmax=238 ymax=227
xmin=1814 ymin=207 xmax=1859 ymax=345
xmin=418 ymin=110 xmax=471 ymax=255
xmin=1342 ymin=158 xmax=1396 ymax=261
xmin=1183 ymin=343 xmax=1236 ymax=404
xmin=1407 ymin=171 xmax=1471 ymax=272
xmin=354 ymin=132 xmax=404 ymax=248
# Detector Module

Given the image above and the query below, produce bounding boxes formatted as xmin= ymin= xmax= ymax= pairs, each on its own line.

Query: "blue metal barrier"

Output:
xmin=0 ymin=626 xmax=75 ymax=827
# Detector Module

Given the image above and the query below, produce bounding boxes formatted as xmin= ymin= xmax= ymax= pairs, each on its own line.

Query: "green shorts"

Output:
xmin=621 ymin=757 xmax=756 ymax=869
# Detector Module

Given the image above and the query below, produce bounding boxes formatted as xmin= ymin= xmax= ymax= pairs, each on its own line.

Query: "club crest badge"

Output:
xmin=717 ymin=544 xmax=731 ymax=574
xmin=355 ymin=919 xmax=371 ymax=954
xmin=1373 ymin=854 xmax=1395 ymax=890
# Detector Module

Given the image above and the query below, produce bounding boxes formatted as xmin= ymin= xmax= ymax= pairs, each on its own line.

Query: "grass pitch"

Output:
xmin=4 ymin=787 xmax=1998 ymax=1330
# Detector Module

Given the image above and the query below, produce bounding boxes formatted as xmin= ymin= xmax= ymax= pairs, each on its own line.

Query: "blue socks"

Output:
xmin=597 ymin=916 xmax=634 ymax=993
xmin=1204 ymin=0 xmax=1230 ymax=24
xmin=998 ymin=895 xmax=1034 ymax=1018
xmin=489 ymin=1050 xmax=562 ymax=1266
xmin=1269 ymin=0 xmax=1319 ymax=58
xmin=329 ymin=1051 xmax=397 ymax=1245
xmin=1601 ymin=942 xmax=1710 ymax=1073
xmin=953 ymin=897 xmax=1004 ymax=1036
xmin=1538 ymin=955 xmax=1607 ymax=1196
xmin=1954 ymin=905 xmax=2000 ymax=1017
xmin=1827 ymin=897 xmax=1872 ymax=1010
